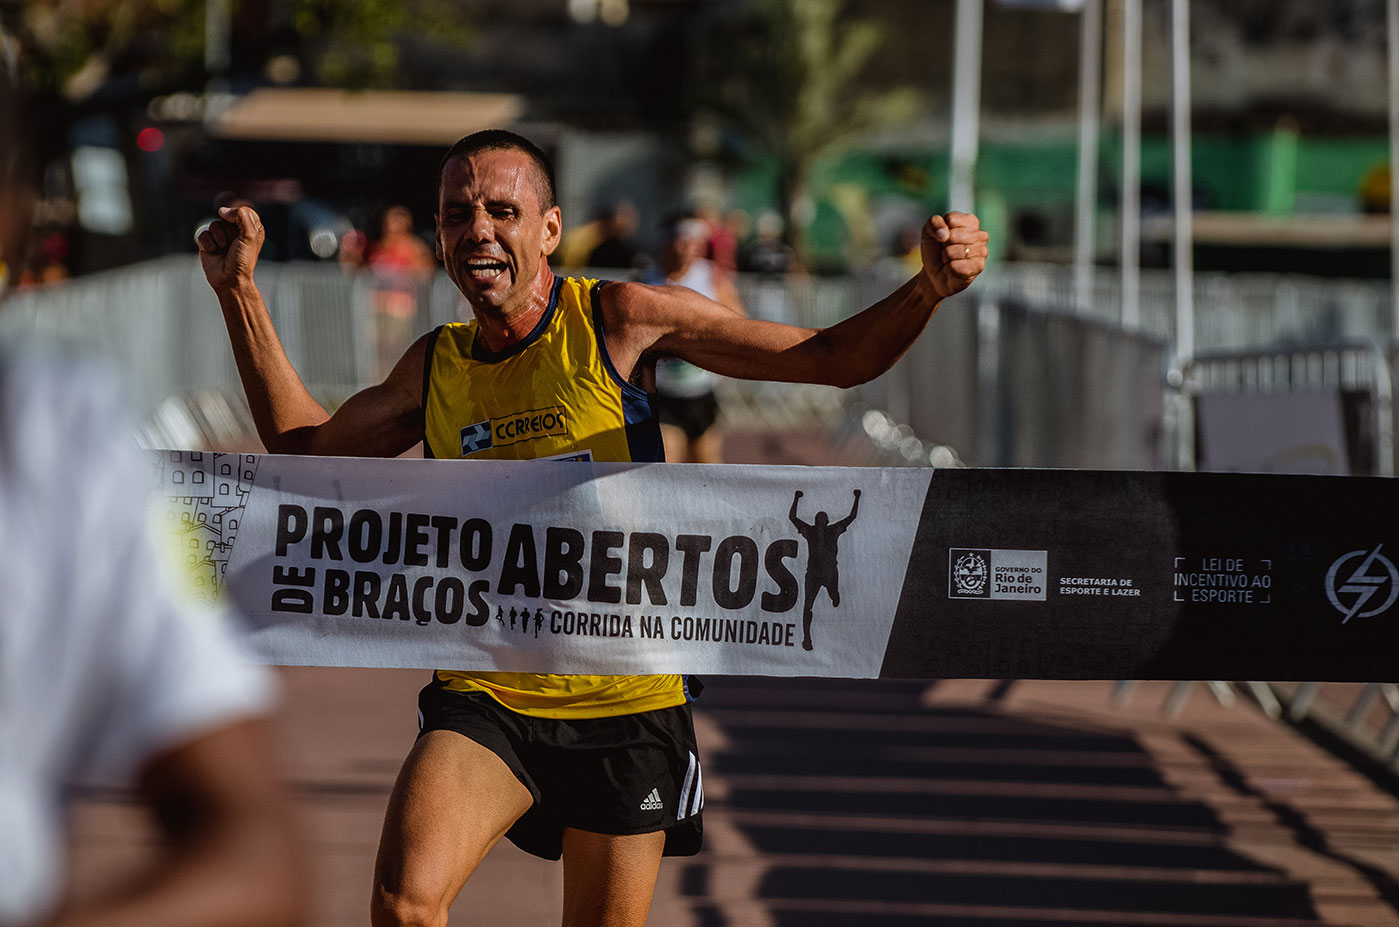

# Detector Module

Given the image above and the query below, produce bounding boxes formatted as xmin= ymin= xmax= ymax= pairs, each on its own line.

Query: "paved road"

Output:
xmin=65 ymin=672 xmax=1399 ymax=927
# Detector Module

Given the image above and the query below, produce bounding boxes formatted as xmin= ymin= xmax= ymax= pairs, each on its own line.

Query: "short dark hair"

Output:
xmin=659 ymin=210 xmax=697 ymax=240
xmin=436 ymin=129 xmax=557 ymax=213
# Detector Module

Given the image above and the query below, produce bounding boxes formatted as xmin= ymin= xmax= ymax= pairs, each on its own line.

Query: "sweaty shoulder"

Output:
xmin=598 ymin=280 xmax=669 ymax=324
xmin=595 ymin=280 xmax=676 ymax=355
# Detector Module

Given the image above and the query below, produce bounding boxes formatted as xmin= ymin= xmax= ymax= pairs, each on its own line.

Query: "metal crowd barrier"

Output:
xmin=980 ymin=261 xmax=1394 ymax=348
xmin=1266 ymin=683 xmax=1399 ymax=780
xmin=5 ymin=256 xmax=1393 ymax=443
xmin=1182 ymin=340 xmax=1396 ymax=477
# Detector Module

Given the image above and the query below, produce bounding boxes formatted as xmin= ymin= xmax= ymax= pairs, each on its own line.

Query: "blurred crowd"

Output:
xmin=329 ymin=197 xmax=812 ymax=287
xmin=558 ymin=200 xmax=803 ymax=280
xmin=9 ymin=186 xmax=948 ymax=297
xmin=9 ymin=229 xmax=70 ymax=288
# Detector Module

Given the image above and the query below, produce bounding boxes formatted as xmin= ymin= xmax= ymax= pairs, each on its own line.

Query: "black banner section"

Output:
xmin=880 ymin=469 xmax=1399 ymax=681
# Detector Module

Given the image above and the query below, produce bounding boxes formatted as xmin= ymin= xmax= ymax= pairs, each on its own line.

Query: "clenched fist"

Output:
xmin=197 ymin=205 xmax=265 ymax=293
xmin=920 ymin=211 xmax=988 ymax=300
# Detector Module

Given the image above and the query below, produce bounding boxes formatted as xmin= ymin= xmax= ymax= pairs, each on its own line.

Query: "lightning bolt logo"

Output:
xmin=1326 ymin=545 xmax=1399 ymax=624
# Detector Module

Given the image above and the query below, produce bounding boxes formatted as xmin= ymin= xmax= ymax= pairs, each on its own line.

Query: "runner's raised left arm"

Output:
xmin=602 ymin=212 xmax=987 ymax=388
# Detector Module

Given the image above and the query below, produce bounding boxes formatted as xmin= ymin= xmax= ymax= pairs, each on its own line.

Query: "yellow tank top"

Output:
xmin=423 ymin=274 xmax=684 ymax=718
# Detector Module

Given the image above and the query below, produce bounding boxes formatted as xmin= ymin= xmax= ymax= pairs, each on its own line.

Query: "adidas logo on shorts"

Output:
xmin=639 ymin=788 xmax=664 ymax=811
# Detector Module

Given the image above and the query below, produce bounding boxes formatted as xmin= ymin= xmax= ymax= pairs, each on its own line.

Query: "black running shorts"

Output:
xmin=656 ymin=391 xmax=719 ymax=440
xmin=416 ymin=683 xmax=704 ymax=860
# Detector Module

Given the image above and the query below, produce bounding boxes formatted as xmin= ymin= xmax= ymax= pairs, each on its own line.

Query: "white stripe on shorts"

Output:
xmin=677 ymin=750 xmax=698 ymax=822
xmin=689 ymin=761 xmax=704 ymax=818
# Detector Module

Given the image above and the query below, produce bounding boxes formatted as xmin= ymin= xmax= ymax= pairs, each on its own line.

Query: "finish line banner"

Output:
xmin=153 ymin=452 xmax=1399 ymax=681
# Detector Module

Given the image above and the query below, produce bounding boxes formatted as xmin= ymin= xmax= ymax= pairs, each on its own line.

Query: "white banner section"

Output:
xmin=157 ymin=453 xmax=931 ymax=678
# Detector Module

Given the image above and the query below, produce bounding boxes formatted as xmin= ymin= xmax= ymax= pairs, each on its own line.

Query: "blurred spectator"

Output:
xmin=338 ymin=227 xmax=369 ymax=272
xmin=642 ymin=213 xmax=745 ymax=462
xmin=884 ymin=223 xmax=925 ymax=277
xmin=367 ymin=205 xmax=435 ymax=379
xmin=368 ymin=205 xmax=435 ymax=277
xmin=1359 ymin=161 xmax=1391 ymax=215
xmin=586 ymin=200 xmax=646 ymax=270
xmin=17 ymin=231 xmax=68 ymax=287
xmin=0 ymin=41 xmax=306 ymax=927
xmin=558 ymin=208 xmax=607 ymax=269
xmin=723 ymin=208 xmax=752 ymax=266
xmin=740 ymin=209 xmax=799 ymax=277
xmin=740 ymin=210 xmax=800 ymax=327
xmin=696 ymin=204 xmax=738 ymax=274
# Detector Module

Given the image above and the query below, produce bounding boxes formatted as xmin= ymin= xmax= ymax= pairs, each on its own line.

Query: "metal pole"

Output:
xmin=1389 ymin=0 xmax=1399 ymax=338
xmin=1372 ymin=338 xmax=1394 ymax=476
xmin=949 ymin=0 xmax=984 ymax=214
xmin=205 ymin=0 xmax=232 ymax=93
xmin=1171 ymin=0 xmax=1194 ymax=368
xmin=1074 ymin=0 xmax=1103 ymax=315
xmin=1120 ymin=0 xmax=1141 ymax=330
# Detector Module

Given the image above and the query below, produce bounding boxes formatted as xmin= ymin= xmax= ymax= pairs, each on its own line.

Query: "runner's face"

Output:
xmin=436 ymin=149 xmax=561 ymax=312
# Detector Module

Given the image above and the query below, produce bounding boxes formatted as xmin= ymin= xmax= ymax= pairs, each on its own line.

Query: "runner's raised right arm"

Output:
xmin=789 ymin=491 xmax=809 ymax=530
xmin=198 ymin=205 xmax=424 ymax=458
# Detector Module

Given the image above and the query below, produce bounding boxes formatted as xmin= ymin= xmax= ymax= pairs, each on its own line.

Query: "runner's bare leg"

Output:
xmin=800 ymin=579 xmax=818 ymax=650
xmin=560 ymin=828 xmax=666 ymax=927
xmin=690 ymin=427 xmax=722 ymax=464
xmin=659 ymin=422 xmax=688 ymax=462
xmin=371 ymin=731 xmax=533 ymax=927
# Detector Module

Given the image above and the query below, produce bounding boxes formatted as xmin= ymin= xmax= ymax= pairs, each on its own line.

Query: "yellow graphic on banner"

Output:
xmin=150 ymin=451 xmax=259 ymax=604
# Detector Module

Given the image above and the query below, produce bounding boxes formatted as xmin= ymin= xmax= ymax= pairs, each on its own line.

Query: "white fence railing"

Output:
xmin=981 ymin=261 xmax=1394 ymax=349
xmin=1 ymin=256 xmax=1393 ymax=468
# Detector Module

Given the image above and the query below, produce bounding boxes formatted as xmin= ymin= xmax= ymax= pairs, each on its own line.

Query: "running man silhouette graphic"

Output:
xmin=788 ymin=489 xmax=861 ymax=651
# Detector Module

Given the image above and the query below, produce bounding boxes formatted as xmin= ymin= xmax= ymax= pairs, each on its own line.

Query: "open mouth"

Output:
xmin=464 ymin=257 xmax=508 ymax=281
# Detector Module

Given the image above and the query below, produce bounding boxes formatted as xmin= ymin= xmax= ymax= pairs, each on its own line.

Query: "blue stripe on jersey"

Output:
xmin=421 ymin=324 xmax=444 ymax=459
xmin=590 ymin=280 xmax=664 ymax=463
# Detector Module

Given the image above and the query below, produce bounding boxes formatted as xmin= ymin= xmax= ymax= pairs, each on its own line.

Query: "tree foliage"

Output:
xmin=287 ymin=0 xmax=472 ymax=89
xmin=8 ymin=0 xmax=209 ymax=102
xmin=3 ymin=0 xmax=474 ymax=104
xmin=699 ymin=0 xmax=923 ymax=246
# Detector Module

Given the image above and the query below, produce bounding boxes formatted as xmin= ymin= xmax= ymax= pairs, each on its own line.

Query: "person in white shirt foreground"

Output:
xmin=0 ymin=46 xmax=307 ymax=927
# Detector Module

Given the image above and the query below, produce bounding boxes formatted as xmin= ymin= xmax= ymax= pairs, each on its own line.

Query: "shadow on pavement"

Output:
xmin=684 ymin=677 xmax=1324 ymax=927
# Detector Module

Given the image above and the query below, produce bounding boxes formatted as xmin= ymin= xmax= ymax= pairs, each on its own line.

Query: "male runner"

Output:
xmin=197 ymin=129 xmax=987 ymax=927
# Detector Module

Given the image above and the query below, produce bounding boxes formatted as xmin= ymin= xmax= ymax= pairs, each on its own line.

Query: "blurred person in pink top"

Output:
xmin=368 ymin=204 xmax=437 ymax=377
